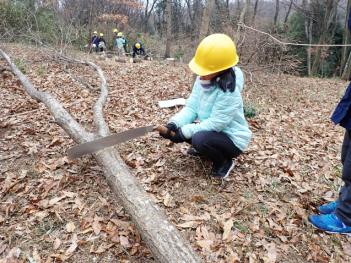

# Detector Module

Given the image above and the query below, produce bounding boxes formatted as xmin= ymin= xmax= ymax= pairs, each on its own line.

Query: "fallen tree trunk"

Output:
xmin=0 ymin=48 xmax=202 ymax=263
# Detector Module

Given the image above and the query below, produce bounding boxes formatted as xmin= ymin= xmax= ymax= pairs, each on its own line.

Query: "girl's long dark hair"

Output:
xmin=211 ymin=68 xmax=236 ymax=92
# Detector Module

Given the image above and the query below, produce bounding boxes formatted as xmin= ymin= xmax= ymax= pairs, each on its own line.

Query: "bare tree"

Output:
xmin=252 ymin=0 xmax=260 ymax=23
xmin=302 ymin=0 xmax=313 ymax=76
xmin=236 ymin=0 xmax=250 ymax=42
xmin=164 ymin=0 xmax=172 ymax=58
xmin=0 ymin=48 xmax=202 ymax=263
xmin=311 ymin=0 xmax=339 ymax=75
xmin=143 ymin=0 xmax=159 ymax=32
xmin=273 ymin=0 xmax=280 ymax=26
xmin=341 ymin=0 xmax=351 ymax=80
xmin=185 ymin=0 xmax=203 ymax=40
xmin=284 ymin=0 xmax=294 ymax=24
xmin=199 ymin=0 xmax=216 ymax=41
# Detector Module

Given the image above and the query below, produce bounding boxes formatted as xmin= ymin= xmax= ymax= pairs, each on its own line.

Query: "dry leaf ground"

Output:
xmin=1 ymin=44 xmax=351 ymax=262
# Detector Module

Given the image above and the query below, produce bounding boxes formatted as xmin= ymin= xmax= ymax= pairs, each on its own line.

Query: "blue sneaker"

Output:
xmin=318 ymin=201 xmax=339 ymax=214
xmin=308 ymin=213 xmax=351 ymax=235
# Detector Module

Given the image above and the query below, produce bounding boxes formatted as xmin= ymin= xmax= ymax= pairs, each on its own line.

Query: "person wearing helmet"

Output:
xmin=115 ymin=32 xmax=126 ymax=56
xmin=132 ymin=42 xmax=145 ymax=58
xmin=308 ymin=9 xmax=351 ymax=235
xmin=160 ymin=33 xmax=252 ymax=179
xmin=117 ymin=32 xmax=128 ymax=53
xmin=90 ymin=31 xmax=99 ymax=53
xmin=98 ymin=33 xmax=106 ymax=52
xmin=112 ymin=28 xmax=119 ymax=48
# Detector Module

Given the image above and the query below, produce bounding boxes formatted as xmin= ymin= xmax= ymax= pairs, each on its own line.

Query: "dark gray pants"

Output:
xmin=335 ymin=130 xmax=351 ymax=225
xmin=191 ymin=131 xmax=242 ymax=166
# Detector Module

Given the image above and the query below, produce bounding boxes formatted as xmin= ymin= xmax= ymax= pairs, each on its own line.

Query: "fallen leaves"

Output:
xmin=263 ymin=242 xmax=277 ymax=263
xmin=66 ymin=221 xmax=76 ymax=233
xmin=1 ymin=44 xmax=350 ymax=262
xmin=119 ymin=235 xmax=131 ymax=248
xmin=92 ymin=219 xmax=102 ymax=235
xmin=65 ymin=234 xmax=79 ymax=256
xmin=196 ymin=239 xmax=213 ymax=252
xmin=222 ymin=219 xmax=233 ymax=242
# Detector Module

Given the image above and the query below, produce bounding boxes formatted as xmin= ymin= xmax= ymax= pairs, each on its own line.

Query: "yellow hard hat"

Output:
xmin=135 ymin=43 xmax=141 ymax=49
xmin=117 ymin=32 xmax=123 ymax=37
xmin=93 ymin=31 xmax=98 ymax=34
xmin=189 ymin=33 xmax=239 ymax=76
xmin=100 ymin=33 xmax=104 ymax=37
xmin=113 ymin=28 xmax=118 ymax=33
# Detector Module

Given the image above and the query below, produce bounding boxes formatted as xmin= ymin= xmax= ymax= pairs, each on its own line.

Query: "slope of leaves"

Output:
xmin=1 ymin=44 xmax=351 ymax=262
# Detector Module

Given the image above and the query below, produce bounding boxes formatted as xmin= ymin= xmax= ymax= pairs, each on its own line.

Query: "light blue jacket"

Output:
xmin=115 ymin=37 xmax=125 ymax=48
xmin=169 ymin=67 xmax=252 ymax=151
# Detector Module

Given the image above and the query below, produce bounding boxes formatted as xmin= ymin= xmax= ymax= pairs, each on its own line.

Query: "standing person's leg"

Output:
xmin=309 ymin=129 xmax=351 ymax=233
xmin=191 ymin=131 xmax=242 ymax=178
xmin=318 ymin=130 xmax=351 ymax=214
xmin=339 ymin=130 xmax=351 ymax=196
xmin=335 ymin=130 xmax=351 ymax=225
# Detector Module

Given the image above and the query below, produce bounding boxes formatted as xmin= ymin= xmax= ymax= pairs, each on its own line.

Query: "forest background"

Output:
xmin=1 ymin=0 xmax=351 ymax=79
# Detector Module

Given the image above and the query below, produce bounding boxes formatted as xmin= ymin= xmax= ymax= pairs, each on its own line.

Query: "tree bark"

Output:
xmin=252 ymin=0 xmax=260 ymax=23
xmin=311 ymin=0 xmax=338 ymax=75
xmin=198 ymin=0 xmax=216 ymax=41
xmin=284 ymin=0 xmax=294 ymax=24
xmin=143 ymin=0 xmax=159 ymax=32
xmin=342 ymin=50 xmax=351 ymax=80
xmin=236 ymin=0 xmax=250 ymax=42
xmin=302 ymin=0 xmax=312 ymax=76
xmin=164 ymin=0 xmax=172 ymax=58
xmin=273 ymin=0 xmax=280 ymax=26
xmin=0 ymin=48 xmax=202 ymax=263
xmin=341 ymin=0 xmax=351 ymax=79
xmin=235 ymin=0 xmax=241 ymax=21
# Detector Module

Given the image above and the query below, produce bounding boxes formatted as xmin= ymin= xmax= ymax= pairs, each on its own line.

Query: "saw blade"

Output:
xmin=67 ymin=125 xmax=154 ymax=159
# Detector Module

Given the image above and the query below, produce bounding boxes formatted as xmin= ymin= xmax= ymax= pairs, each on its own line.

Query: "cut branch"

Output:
xmin=0 ymin=48 xmax=202 ymax=263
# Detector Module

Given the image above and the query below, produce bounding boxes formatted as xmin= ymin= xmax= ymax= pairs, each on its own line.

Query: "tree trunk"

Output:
xmin=302 ymin=0 xmax=312 ymax=76
xmin=307 ymin=18 xmax=313 ymax=76
xmin=236 ymin=0 xmax=250 ymax=42
xmin=236 ymin=0 xmax=241 ymax=21
xmin=284 ymin=0 xmax=294 ymax=24
xmin=341 ymin=0 xmax=351 ymax=79
xmin=0 ymin=49 xmax=202 ymax=263
xmin=273 ymin=0 xmax=280 ymax=26
xmin=311 ymin=0 xmax=338 ymax=75
xmin=185 ymin=0 xmax=203 ymax=41
xmin=164 ymin=0 xmax=172 ymax=58
xmin=252 ymin=0 xmax=260 ymax=23
xmin=342 ymin=51 xmax=351 ymax=80
xmin=198 ymin=0 xmax=216 ymax=41
xmin=144 ymin=0 xmax=150 ymax=32
xmin=143 ymin=0 xmax=159 ymax=32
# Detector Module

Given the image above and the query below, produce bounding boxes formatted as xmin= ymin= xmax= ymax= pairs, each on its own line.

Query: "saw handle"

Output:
xmin=154 ymin=126 xmax=176 ymax=137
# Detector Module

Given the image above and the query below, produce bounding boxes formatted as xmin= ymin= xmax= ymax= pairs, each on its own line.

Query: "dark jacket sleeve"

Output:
xmin=331 ymin=82 xmax=351 ymax=128
xmin=348 ymin=8 xmax=351 ymax=32
xmin=93 ymin=37 xmax=99 ymax=45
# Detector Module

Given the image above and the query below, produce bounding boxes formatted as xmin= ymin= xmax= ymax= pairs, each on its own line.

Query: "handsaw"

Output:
xmin=67 ymin=125 xmax=174 ymax=159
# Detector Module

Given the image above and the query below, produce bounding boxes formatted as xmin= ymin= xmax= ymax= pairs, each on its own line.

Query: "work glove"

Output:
xmin=170 ymin=128 xmax=186 ymax=143
xmin=159 ymin=123 xmax=177 ymax=139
